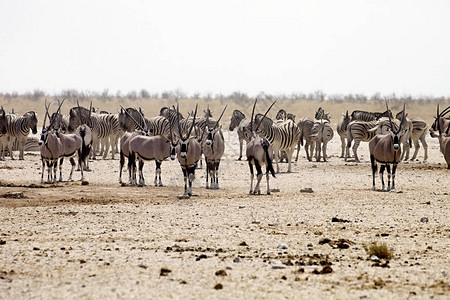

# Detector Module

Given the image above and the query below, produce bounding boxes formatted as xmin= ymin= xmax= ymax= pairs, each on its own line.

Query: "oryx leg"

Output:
xmin=68 ymin=157 xmax=76 ymax=181
xmin=215 ymin=161 xmax=220 ymax=189
xmin=59 ymin=157 xmax=64 ymax=182
xmin=182 ymin=168 xmax=188 ymax=196
xmin=128 ymin=153 xmax=136 ymax=185
xmin=370 ymin=155 xmax=377 ymax=191
xmin=46 ymin=161 xmax=52 ymax=182
xmin=273 ymin=146 xmax=280 ymax=173
xmin=41 ymin=158 xmax=45 ymax=183
xmin=138 ymin=159 xmax=145 ymax=186
xmin=205 ymin=159 xmax=210 ymax=189
xmin=119 ymin=151 xmax=125 ymax=184
xmin=248 ymin=160 xmax=254 ymax=194
xmin=254 ymin=159 xmax=263 ymax=195
xmin=155 ymin=160 xmax=163 ymax=187
xmin=265 ymin=166 xmax=271 ymax=195
xmin=386 ymin=164 xmax=392 ymax=191
xmin=379 ymin=164 xmax=386 ymax=191
xmin=391 ymin=163 xmax=398 ymax=191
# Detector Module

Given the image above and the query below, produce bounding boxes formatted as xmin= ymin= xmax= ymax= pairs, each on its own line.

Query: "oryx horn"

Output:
xmin=119 ymin=105 xmax=145 ymax=132
xmin=187 ymin=104 xmax=198 ymax=139
xmin=213 ymin=104 xmax=228 ymax=130
xmin=254 ymin=101 xmax=276 ymax=133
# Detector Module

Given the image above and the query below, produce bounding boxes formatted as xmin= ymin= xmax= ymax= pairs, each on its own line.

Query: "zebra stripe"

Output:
xmin=350 ymin=109 xmax=392 ymax=122
xmin=336 ymin=112 xmax=351 ymax=158
xmin=345 ymin=120 xmax=378 ymax=162
xmin=296 ymin=117 xmax=314 ymax=161
xmin=310 ymin=119 xmax=334 ymax=161
xmin=2 ymin=111 xmax=38 ymax=160
xmin=229 ymin=110 xmax=250 ymax=160
xmin=254 ymin=114 xmax=299 ymax=172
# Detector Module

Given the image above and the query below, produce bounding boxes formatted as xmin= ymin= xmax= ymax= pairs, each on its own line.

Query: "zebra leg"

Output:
xmin=248 ymin=160 xmax=254 ymax=194
xmin=254 ymin=160 xmax=263 ymax=195
xmin=19 ymin=139 xmax=25 ymax=160
xmin=352 ymin=140 xmax=361 ymax=162
xmin=370 ymin=155 xmax=377 ymax=191
xmin=238 ymin=138 xmax=243 ymax=160
xmin=379 ymin=165 xmax=386 ymax=191
xmin=68 ymin=157 xmax=76 ymax=182
xmin=340 ymin=136 xmax=346 ymax=158
xmin=102 ymin=138 xmax=111 ymax=159
xmin=138 ymin=159 xmax=145 ymax=186
xmin=109 ymin=136 xmax=115 ymax=160
xmin=410 ymin=140 xmax=420 ymax=161
xmin=273 ymin=147 xmax=280 ymax=173
xmin=322 ymin=142 xmax=328 ymax=162
xmin=421 ymin=136 xmax=428 ymax=161
xmin=305 ymin=141 xmax=311 ymax=161
xmin=295 ymin=141 xmax=301 ymax=162
xmin=59 ymin=157 xmax=64 ymax=182
xmin=7 ymin=137 xmax=14 ymax=160
xmin=391 ymin=163 xmax=398 ymax=191
xmin=286 ymin=146 xmax=294 ymax=172
xmin=315 ymin=141 xmax=321 ymax=162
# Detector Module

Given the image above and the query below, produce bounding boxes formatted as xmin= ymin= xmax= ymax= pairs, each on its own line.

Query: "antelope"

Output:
xmin=39 ymin=100 xmax=90 ymax=183
xmin=244 ymin=99 xmax=276 ymax=195
xmin=175 ymin=104 xmax=202 ymax=197
xmin=430 ymin=105 xmax=450 ymax=168
xmin=369 ymin=102 xmax=406 ymax=191
xmin=0 ymin=107 xmax=6 ymax=136
xmin=430 ymin=105 xmax=450 ymax=138
xmin=202 ymin=105 xmax=227 ymax=189
xmin=122 ymin=107 xmax=177 ymax=186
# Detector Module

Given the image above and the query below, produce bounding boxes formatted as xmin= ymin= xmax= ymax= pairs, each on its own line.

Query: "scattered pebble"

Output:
xmin=271 ymin=261 xmax=286 ymax=269
xmin=160 ymin=267 xmax=172 ymax=276
xmin=332 ymin=217 xmax=350 ymax=223
xmin=214 ymin=283 xmax=223 ymax=290
xmin=233 ymin=257 xmax=240 ymax=263
xmin=370 ymin=255 xmax=379 ymax=261
xmin=277 ymin=243 xmax=288 ymax=249
xmin=215 ymin=270 xmax=227 ymax=276
xmin=239 ymin=241 xmax=248 ymax=246
xmin=300 ymin=188 xmax=314 ymax=193
xmin=420 ymin=217 xmax=429 ymax=223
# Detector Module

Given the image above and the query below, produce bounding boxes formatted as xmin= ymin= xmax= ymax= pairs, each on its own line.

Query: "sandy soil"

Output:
xmin=0 ymin=130 xmax=449 ymax=299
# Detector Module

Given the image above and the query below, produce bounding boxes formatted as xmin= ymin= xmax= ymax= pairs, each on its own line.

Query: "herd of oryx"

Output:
xmin=0 ymin=100 xmax=449 ymax=196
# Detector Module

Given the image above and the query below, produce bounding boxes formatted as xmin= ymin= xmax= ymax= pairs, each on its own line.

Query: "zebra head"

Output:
xmin=25 ymin=111 xmax=38 ymax=134
xmin=0 ymin=107 xmax=6 ymax=135
xmin=229 ymin=110 xmax=245 ymax=131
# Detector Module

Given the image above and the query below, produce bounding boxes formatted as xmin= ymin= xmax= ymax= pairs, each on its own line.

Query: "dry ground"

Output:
xmin=0 ymin=121 xmax=449 ymax=299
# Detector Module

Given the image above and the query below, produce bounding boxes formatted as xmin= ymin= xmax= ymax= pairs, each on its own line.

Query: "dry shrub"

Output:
xmin=365 ymin=242 xmax=394 ymax=259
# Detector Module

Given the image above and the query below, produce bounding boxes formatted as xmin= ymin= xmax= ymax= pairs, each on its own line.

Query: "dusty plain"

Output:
xmin=0 ymin=98 xmax=449 ymax=299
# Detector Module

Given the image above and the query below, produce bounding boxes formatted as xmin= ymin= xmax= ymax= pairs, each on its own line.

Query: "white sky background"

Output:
xmin=0 ymin=0 xmax=449 ymax=97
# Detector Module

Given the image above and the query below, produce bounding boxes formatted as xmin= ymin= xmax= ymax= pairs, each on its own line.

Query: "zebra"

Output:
xmin=229 ymin=110 xmax=251 ymax=160
xmin=345 ymin=120 xmax=378 ymax=162
xmin=95 ymin=113 xmax=123 ymax=159
xmin=1 ymin=111 xmax=38 ymax=160
xmin=350 ymin=109 xmax=392 ymax=122
xmin=310 ymin=119 xmax=334 ymax=162
xmin=295 ymin=117 xmax=315 ymax=162
xmin=254 ymin=113 xmax=299 ymax=173
xmin=0 ymin=107 xmax=6 ymax=137
xmin=336 ymin=111 xmax=351 ymax=158
xmin=315 ymin=107 xmax=331 ymax=121
xmin=275 ymin=109 xmax=296 ymax=162
xmin=160 ymin=106 xmax=184 ymax=138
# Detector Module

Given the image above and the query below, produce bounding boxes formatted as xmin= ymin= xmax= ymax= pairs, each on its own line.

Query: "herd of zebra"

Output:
xmin=0 ymin=101 xmax=448 ymax=195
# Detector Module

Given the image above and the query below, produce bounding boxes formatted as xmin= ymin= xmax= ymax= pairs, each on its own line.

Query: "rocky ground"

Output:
xmin=0 ymin=131 xmax=449 ymax=299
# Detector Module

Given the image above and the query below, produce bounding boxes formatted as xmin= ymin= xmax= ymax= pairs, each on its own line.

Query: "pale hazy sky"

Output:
xmin=1 ymin=0 xmax=449 ymax=97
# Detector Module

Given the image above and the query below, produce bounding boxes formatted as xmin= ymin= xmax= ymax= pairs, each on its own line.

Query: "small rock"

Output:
xmin=138 ymin=264 xmax=148 ymax=269
xmin=420 ymin=217 xmax=429 ymax=223
xmin=332 ymin=217 xmax=350 ymax=223
xmin=160 ymin=267 xmax=172 ymax=276
xmin=238 ymin=205 xmax=246 ymax=209
xmin=270 ymin=188 xmax=280 ymax=193
xmin=277 ymin=243 xmax=288 ymax=249
xmin=81 ymin=181 xmax=89 ymax=186
xmin=214 ymin=283 xmax=223 ymax=290
xmin=215 ymin=270 xmax=227 ymax=276
xmin=239 ymin=241 xmax=248 ymax=246
xmin=271 ymin=261 xmax=286 ymax=269
xmin=370 ymin=255 xmax=379 ymax=261
xmin=233 ymin=257 xmax=240 ymax=263
xmin=0 ymin=240 xmax=6 ymax=245
xmin=442 ymin=271 xmax=447 ymax=277
xmin=300 ymin=188 xmax=314 ymax=193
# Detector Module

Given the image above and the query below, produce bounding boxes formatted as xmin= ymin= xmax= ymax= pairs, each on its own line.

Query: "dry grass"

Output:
xmin=365 ymin=242 xmax=394 ymax=260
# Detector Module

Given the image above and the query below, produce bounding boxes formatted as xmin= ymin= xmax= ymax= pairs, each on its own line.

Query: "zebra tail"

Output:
xmin=262 ymin=140 xmax=275 ymax=178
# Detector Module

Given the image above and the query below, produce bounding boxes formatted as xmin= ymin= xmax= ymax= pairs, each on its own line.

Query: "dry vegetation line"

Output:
xmin=0 ymin=99 xmax=449 ymax=298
